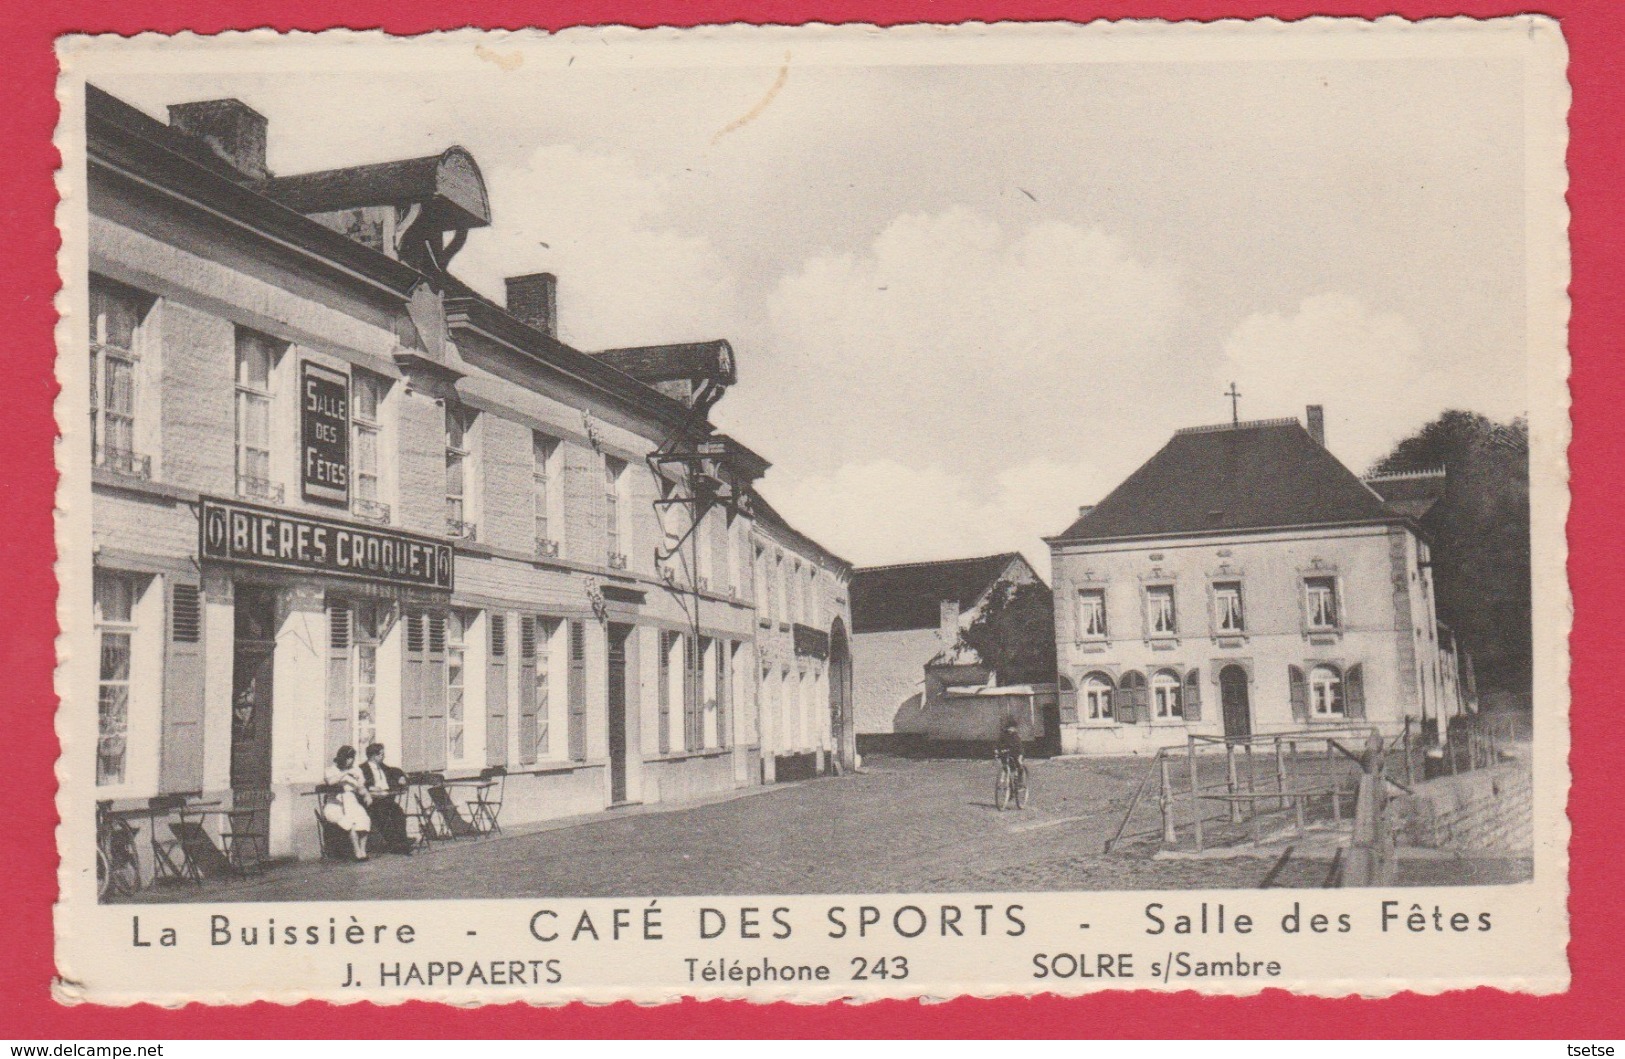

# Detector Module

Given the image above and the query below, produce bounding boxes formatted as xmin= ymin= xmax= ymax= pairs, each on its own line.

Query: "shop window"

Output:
xmin=445 ymin=403 xmax=477 ymax=539
xmin=533 ymin=432 xmax=560 ymax=556
xmin=1152 ymin=668 xmax=1184 ymax=720
xmin=89 ymin=278 xmax=154 ymax=478
xmin=1214 ymin=581 xmax=1244 ymax=633
xmin=95 ymin=573 xmax=137 ymax=786
xmin=1076 ymin=588 xmax=1107 ymax=639
xmin=1310 ymin=664 xmax=1344 ymax=716
xmin=1082 ymin=672 xmax=1114 ymax=720
xmin=350 ymin=370 xmax=389 ymax=523
xmin=1146 ymin=585 xmax=1177 ymax=636
xmin=1305 ymin=576 xmax=1340 ymax=630
xmin=235 ymin=328 xmax=285 ymax=502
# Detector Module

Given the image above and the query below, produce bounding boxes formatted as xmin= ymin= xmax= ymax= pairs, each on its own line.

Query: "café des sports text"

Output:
xmin=201 ymin=498 xmax=454 ymax=591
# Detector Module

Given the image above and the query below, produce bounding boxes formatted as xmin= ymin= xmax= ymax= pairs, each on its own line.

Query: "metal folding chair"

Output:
xmin=467 ymin=766 xmax=506 ymax=836
xmin=146 ymin=794 xmax=196 ymax=884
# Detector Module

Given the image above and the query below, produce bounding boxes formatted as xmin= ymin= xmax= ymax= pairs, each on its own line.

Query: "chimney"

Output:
xmin=167 ymin=99 xmax=269 ymax=180
xmin=505 ymin=273 xmax=558 ymax=339
xmin=1306 ymin=405 xmax=1326 ymax=447
xmin=939 ymin=599 xmax=960 ymax=647
xmin=1077 ymin=504 xmax=1095 ymax=520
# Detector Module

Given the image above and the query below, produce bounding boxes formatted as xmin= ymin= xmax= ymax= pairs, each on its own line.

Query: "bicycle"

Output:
xmin=96 ymin=802 xmax=142 ymax=899
xmin=994 ymin=752 xmax=1030 ymax=811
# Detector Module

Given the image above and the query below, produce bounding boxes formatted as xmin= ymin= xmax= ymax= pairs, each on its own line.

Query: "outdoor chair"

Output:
xmin=221 ymin=789 xmax=272 ymax=875
xmin=169 ymin=811 xmax=235 ymax=880
xmin=403 ymin=772 xmax=450 ymax=848
xmin=425 ymin=778 xmax=482 ymax=839
xmin=312 ymin=783 xmax=354 ymax=860
xmin=467 ymin=766 xmax=506 ymax=836
xmin=146 ymin=794 xmax=196 ymax=884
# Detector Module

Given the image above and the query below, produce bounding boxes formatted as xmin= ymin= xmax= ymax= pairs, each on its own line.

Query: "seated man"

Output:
xmin=360 ymin=743 xmax=414 ymax=855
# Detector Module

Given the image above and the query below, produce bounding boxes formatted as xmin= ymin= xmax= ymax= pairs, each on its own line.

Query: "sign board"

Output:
xmin=299 ymin=360 xmax=350 ymax=506
xmin=792 ymin=623 xmax=830 ymax=659
xmin=200 ymin=497 xmax=454 ymax=591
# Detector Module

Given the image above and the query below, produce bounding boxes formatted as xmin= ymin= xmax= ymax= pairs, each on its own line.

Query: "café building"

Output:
xmin=80 ymin=84 xmax=851 ymax=863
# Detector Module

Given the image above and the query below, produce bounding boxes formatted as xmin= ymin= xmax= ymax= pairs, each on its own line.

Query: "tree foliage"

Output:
xmin=1371 ymin=410 xmax=1531 ymax=705
xmin=958 ymin=579 xmax=1057 ymax=686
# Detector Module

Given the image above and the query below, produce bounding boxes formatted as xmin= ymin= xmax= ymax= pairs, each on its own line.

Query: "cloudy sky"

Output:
xmin=78 ymin=25 xmax=1535 ymax=575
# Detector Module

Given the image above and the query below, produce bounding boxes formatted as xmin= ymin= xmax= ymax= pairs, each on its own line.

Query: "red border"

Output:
xmin=4 ymin=0 xmax=1618 ymax=1038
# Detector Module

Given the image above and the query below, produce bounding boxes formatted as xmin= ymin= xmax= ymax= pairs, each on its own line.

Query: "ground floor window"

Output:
xmin=1082 ymin=673 xmax=1114 ymax=720
xmin=1310 ymin=664 xmax=1344 ymax=716
xmin=447 ymin=611 xmax=468 ymax=761
xmin=95 ymin=572 xmax=138 ymax=786
xmin=1152 ymin=668 xmax=1183 ymax=719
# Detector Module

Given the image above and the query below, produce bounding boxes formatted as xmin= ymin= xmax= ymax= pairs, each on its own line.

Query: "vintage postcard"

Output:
xmin=53 ymin=18 xmax=1570 ymax=1005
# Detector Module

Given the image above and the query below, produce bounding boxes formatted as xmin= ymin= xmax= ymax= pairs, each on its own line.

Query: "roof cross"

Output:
xmin=1225 ymin=382 xmax=1242 ymax=427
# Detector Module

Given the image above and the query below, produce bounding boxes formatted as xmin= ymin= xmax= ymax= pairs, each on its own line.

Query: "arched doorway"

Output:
xmin=1219 ymin=664 xmax=1251 ymax=741
xmin=828 ymin=617 xmax=854 ymax=773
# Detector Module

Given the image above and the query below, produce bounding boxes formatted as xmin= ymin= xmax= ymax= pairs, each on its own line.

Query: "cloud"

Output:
xmin=763 ymin=455 xmax=1110 ymax=579
xmin=1222 ymin=292 xmax=1464 ymax=473
xmin=454 ymin=145 xmax=739 ymax=350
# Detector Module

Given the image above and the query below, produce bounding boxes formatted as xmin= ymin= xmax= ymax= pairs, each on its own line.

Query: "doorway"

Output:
xmin=230 ymin=585 xmax=277 ymax=797
xmin=1220 ymin=664 xmax=1252 ymax=741
xmin=607 ymin=623 xmax=632 ymax=804
xmin=827 ymin=618 xmax=854 ymax=774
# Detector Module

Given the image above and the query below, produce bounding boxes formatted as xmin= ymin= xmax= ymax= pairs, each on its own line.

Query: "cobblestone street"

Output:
xmin=130 ymin=754 xmax=1527 ymax=903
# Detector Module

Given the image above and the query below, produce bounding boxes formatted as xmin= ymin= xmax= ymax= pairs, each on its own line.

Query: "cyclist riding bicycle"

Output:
xmin=994 ymin=720 xmax=1024 ymax=771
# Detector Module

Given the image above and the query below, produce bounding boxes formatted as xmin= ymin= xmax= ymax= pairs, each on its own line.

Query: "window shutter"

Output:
xmin=1133 ymin=681 xmax=1150 ymax=723
xmin=159 ymin=579 xmax=205 ymax=793
xmin=517 ymin=616 xmax=538 ymax=766
xmin=1183 ymin=669 xmax=1202 ymax=722
xmin=717 ymin=641 xmax=732 ymax=750
xmin=325 ymin=602 xmax=352 ymax=762
xmin=1057 ymin=684 xmax=1078 ymax=725
xmin=1113 ymin=688 xmax=1136 ymax=724
xmin=1289 ymin=665 xmax=1308 ymax=723
xmin=486 ymin=614 xmax=508 ymax=767
xmin=1345 ymin=663 xmax=1366 ymax=719
xmin=170 ymin=583 xmax=201 ymax=643
xmin=684 ymin=636 xmax=700 ymax=752
xmin=567 ymin=621 xmax=588 ymax=761
xmin=402 ymin=612 xmax=426 ymax=771
xmin=657 ymin=632 xmax=672 ymax=755
xmin=424 ymin=612 xmax=448 ymax=771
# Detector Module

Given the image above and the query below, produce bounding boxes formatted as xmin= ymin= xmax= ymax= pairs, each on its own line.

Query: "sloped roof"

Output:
xmin=1048 ymin=418 xmax=1400 ymax=544
xmin=851 ymin=553 xmax=1031 ymax=634
xmin=1364 ymin=470 xmax=1447 ymax=521
xmin=593 ymin=341 xmax=737 ymax=387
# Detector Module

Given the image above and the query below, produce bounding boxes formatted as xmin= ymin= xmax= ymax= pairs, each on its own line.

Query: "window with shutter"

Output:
xmin=159 ymin=577 xmax=204 ymax=793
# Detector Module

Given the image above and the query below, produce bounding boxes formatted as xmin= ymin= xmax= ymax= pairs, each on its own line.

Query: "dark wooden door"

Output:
xmin=1220 ymin=665 xmax=1251 ymax=741
xmin=230 ymin=588 xmax=277 ymax=791
xmin=607 ymin=624 xmax=631 ymax=803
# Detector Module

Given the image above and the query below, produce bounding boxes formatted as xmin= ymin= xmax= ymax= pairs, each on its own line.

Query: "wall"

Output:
xmin=853 ymin=627 xmax=941 ymax=736
xmin=1398 ymin=757 xmax=1532 ymax=853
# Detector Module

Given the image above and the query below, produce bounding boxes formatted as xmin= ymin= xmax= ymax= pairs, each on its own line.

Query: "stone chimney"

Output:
xmin=1306 ymin=405 xmax=1326 ymax=447
xmin=505 ymin=273 xmax=558 ymax=339
xmin=939 ymin=599 xmax=960 ymax=647
xmin=167 ymin=99 xmax=269 ymax=180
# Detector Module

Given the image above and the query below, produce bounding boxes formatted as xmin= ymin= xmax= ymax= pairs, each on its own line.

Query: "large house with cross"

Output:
xmin=1044 ymin=407 xmax=1469 ymax=756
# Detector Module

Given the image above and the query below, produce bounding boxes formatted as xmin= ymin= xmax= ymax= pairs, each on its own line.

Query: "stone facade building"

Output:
xmin=1044 ymin=412 xmax=1467 ymax=756
xmin=80 ymin=84 xmax=850 ymax=862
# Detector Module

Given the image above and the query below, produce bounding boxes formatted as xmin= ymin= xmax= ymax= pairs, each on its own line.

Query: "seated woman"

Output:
xmin=360 ymin=742 xmax=414 ymax=855
xmin=322 ymin=745 xmax=372 ymax=861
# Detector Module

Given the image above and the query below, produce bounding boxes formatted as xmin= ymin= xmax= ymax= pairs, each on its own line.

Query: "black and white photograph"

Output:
xmin=57 ymin=19 xmax=1570 ymax=1002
